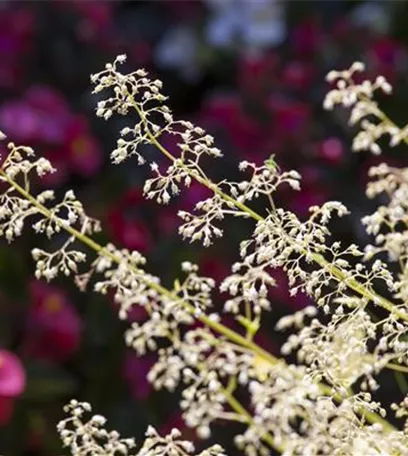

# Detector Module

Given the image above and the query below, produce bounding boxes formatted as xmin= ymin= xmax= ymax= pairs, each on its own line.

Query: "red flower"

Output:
xmin=198 ymin=256 xmax=230 ymax=283
xmin=159 ymin=412 xmax=194 ymax=440
xmin=200 ymin=94 xmax=266 ymax=154
xmin=23 ymin=281 xmax=81 ymax=362
xmin=237 ymin=51 xmax=280 ymax=95
xmin=0 ymin=350 xmax=26 ymax=426
xmin=290 ymin=17 xmax=322 ymax=57
xmin=367 ymin=37 xmax=407 ymax=83
xmin=179 ymin=181 xmax=212 ymax=212
xmin=106 ymin=188 xmax=153 ymax=253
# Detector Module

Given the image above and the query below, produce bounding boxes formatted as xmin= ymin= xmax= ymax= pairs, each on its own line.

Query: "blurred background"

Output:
xmin=1 ymin=1 xmax=408 ymax=454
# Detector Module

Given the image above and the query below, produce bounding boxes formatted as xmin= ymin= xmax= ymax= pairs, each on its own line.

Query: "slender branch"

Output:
xmin=130 ymin=97 xmax=408 ymax=325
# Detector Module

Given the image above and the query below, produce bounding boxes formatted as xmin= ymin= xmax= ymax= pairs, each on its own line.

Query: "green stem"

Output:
xmin=131 ymin=97 xmax=408 ymax=325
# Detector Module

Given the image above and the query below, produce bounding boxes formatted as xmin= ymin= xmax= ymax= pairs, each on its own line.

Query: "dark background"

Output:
xmin=1 ymin=1 xmax=408 ymax=454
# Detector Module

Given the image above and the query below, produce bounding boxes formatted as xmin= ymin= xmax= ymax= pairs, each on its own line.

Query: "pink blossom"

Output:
xmin=0 ymin=86 xmax=71 ymax=145
xmin=0 ymin=351 xmax=26 ymax=397
xmin=0 ymin=350 xmax=26 ymax=427
xmin=317 ymin=137 xmax=345 ymax=165
xmin=0 ymin=101 xmax=41 ymax=143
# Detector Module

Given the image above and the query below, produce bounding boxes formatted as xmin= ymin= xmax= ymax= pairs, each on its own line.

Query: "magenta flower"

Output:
xmin=107 ymin=189 xmax=153 ymax=253
xmin=198 ymin=256 xmax=230 ymax=283
xmin=26 ymin=85 xmax=70 ymax=120
xmin=267 ymin=97 xmax=311 ymax=136
xmin=64 ymin=116 xmax=102 ymax=178
xmin=0 ymin=86 xmax=70 ymax=145
xmin=0 ymin=101 xmax=41 ymax=143
xmin=0 ymin=6 xmax=35 ymax=89
xmin=23 ymin=281 xmax=81 ymax=362
xmin=367 ymin=36 xmax=406 ymax=82
xmin=122 ymin=352 xmax=154 ymax=401
xmin=317 ymin=137 xmax=345 ymax=165
xmin=0 ymin=350 xmax=26 ymax=426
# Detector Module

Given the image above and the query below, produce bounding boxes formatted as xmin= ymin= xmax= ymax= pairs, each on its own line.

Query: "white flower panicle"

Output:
xmin=58 ymin=400 xmax=226 ymax=456
xmin=0 ymin=140 xmax=100 ymax=281
xmin=1 ymin=58 xmax=408 ymax=456
xmin=58 ymin=400 xmax=136 ymax=455
xmin=324 ymin=61 xmax=406 ymax=154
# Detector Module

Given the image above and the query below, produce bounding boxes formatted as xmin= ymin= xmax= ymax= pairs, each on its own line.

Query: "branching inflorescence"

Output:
xmin=2 ymin=57 xmax=408 ymax=455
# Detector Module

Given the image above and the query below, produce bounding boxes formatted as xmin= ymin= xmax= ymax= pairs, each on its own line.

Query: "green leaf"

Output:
xmin=264 ymin=154 xmax=277 ymax=171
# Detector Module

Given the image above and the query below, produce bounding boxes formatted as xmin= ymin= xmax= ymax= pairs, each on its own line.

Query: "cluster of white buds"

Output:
xmin=58 ymin=400 xmax=226 ymax=456
xmin=280 ymin=309 xmax=381 ymax=389
xmin=227 ymin=160 xmax=301 ymax=203
xmin=0 ymin=141 xmax=100 ymax=281
xmin=221 ymin=261 xmax=275 ymax=314
xmin=178 ymin=194 xmax=227 ymax=247
xmin=58 ymin=400 xmax=137 ymax=455
xmin=324 ymin=61 xmax=404 ymax=154
xmin=2 ymin=140 xmax=55 ymax=179
xmin=363 ymin=164 xmax=408 ymax=265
